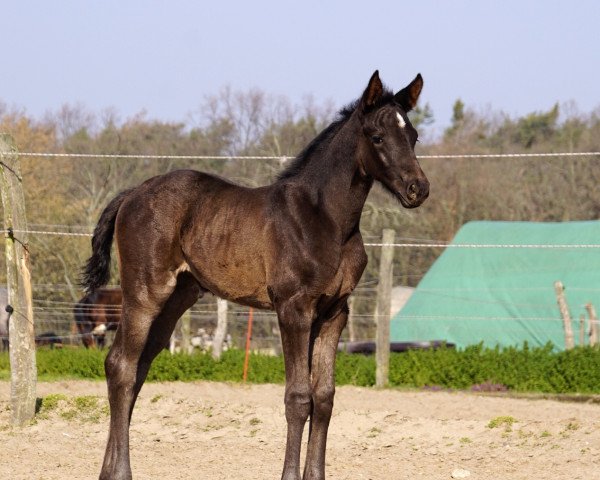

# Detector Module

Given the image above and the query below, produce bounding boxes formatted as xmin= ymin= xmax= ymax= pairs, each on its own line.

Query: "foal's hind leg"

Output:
xmin=132 ymin=273 xmax=202 ymax=396
xmin=99 ymin=272 xmax=201 ymax=480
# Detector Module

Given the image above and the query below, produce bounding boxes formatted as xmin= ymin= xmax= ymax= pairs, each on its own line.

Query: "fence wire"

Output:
xmin=4 ymin=228 xmax=600 ymax=249
xmin=3 ymin=150 xmax=600 ymax=350
xmin=17 ymin=151 xmax=600 ymax=160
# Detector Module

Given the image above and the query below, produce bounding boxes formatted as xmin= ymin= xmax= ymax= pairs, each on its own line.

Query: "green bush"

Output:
xmin=335 ymin=352 xmax=375 ymax=386
xmin=387 ymin=343 xmax=600 ymax=393
xmin=146 ymin=349 xmax=285 ymax=383
xmin=1 ymin=344 xmax=599 ymax=394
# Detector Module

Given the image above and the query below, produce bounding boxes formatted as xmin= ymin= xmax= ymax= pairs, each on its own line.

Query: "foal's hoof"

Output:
xmin=99 ymin=467 xmax=132 ymax=480
xmin=281 ymin=467 xmax=301 ymax=480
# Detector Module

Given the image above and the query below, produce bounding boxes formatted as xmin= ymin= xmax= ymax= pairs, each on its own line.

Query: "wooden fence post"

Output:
xmin=585 ymin=303 xmax=598 ymax=347
xmin=271 ymin=310 xmax=282 ymax=356
xmin=243 ymin=308 xmax=254 ymax=382
xmin=579 ymin=314 xmax=585 ymax=346
xmin=347 ymin=295 xmax=356 ymax=342
xmin=180 ymin=310 xmax=192 ymax=354
xmin=376 ymin=229 xmax=395 ymax=388
xmin=212 ymin=298 xmax=228 ymax=359
xmin=0 ymin=134 xmax=37 ymax=426
xmin=554 ymin=281 xmax=574 ymax=350
xmin=169 ymin=331 xmax=176 ymax=354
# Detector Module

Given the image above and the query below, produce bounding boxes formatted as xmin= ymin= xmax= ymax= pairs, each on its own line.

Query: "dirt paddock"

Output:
xmin=1 ymin=380 xmax=599 ymax=479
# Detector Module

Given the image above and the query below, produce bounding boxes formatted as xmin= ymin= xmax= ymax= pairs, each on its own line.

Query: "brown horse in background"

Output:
xmin=83 ymin=71 xmax=429 ymax=480
xmin=73 ymin=288 xmax=122 ymax=348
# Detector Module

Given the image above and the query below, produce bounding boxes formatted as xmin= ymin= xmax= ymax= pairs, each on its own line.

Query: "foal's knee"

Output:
xmin=312 ymin=382 xmax=335 ymax=419
xmin=284 ymin=383 xmax=312 ymax=422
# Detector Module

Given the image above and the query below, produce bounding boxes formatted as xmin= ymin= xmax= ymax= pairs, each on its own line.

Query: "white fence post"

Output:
xmin=554 ymin=281 xmax=574 ymax=350
xmin=212 ymin=298 xmax=228 ymax=359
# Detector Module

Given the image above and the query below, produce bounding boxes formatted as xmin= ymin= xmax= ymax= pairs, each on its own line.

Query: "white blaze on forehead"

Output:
xmin=396 ymin=112 xmax=406 ymax=128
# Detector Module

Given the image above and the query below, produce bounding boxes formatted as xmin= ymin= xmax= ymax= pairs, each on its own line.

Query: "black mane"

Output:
xmin=277 ymin=88 xmax=394 ymax=181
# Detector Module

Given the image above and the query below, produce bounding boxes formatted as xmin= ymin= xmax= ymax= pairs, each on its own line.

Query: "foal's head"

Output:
xmin=356 ymin=71 xmax=429 ymax=208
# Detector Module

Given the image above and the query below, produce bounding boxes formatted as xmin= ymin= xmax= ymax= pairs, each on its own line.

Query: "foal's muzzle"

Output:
xmin=399 ymin=178 xmax=429 ymax=208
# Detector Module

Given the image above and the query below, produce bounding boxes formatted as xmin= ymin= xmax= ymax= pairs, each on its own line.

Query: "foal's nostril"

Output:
xmin=407 ymin=183 xmax=418 ymax=201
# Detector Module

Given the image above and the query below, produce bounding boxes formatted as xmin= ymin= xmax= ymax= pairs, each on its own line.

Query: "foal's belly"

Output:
xmin=198 ymin=267 xmax=272 ymax=310
xmin=180 ymin=184 xmax=274 ymax=309
xmin=183 ymin=242 xmax=273 ymax=310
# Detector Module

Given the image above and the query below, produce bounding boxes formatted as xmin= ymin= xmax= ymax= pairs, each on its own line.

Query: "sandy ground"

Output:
xmin=0 ymin=381 xmax=599 ymax=480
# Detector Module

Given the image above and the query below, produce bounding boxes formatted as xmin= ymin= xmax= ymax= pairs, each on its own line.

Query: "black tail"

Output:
xmin=81 ymin=189 xmax=133 ymax=293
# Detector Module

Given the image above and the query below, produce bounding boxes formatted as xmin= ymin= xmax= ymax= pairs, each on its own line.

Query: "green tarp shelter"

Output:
xmin=391 ymin=221 xmax=600 ymax=351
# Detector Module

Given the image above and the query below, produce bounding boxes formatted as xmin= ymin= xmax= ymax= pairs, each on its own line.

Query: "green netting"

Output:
xmin=391 ymin=221 xmax=600 ymax=351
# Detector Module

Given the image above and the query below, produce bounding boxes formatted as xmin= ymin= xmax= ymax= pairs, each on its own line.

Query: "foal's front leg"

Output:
xmin=303 ymin=304 xmax=348 ymax=480
xmin=277 ymin=295 xmax=315 ymax=480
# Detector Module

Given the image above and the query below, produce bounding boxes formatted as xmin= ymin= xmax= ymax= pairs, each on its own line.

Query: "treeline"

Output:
xmin=0 ymin=92 xmax=599 ymax=333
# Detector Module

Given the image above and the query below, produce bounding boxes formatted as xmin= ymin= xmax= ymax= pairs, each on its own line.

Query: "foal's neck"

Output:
xmin=298 ymin=114 xmax=373 ymax=238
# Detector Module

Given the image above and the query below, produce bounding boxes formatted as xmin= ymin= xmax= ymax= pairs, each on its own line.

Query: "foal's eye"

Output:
xmin=371 ymin=135 xmax=383 ymax=145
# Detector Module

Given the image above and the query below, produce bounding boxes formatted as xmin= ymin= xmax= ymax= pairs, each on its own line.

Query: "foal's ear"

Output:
xmin=394 ymin=73 xmax=423 ymax=112
xmin=360 ymin=70 xmax=384 ymax=111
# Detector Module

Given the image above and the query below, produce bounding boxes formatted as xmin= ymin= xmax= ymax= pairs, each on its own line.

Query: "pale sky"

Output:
xmin=2 ymin=1 xmax=599 ymax=133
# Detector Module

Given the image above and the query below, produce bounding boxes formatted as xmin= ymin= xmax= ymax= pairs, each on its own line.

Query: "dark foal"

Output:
xmin=83 ymin=71 xmax=429 ymax=480
xmin=73 ymin=288 xmax=122 ymax=348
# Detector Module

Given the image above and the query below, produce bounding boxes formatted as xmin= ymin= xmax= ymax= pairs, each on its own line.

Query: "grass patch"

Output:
xmin=488 ymin=415 xmax=517 ymax=432
xmin=35 ymin=393 xmax=107 ymax=423
xmin=73 ymin=395 xmax=99 ymax=411
xmin=38 ymin=393 xmax=68 ymax=412
xmin=565 ymin=421 xmax=580 ymax=431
